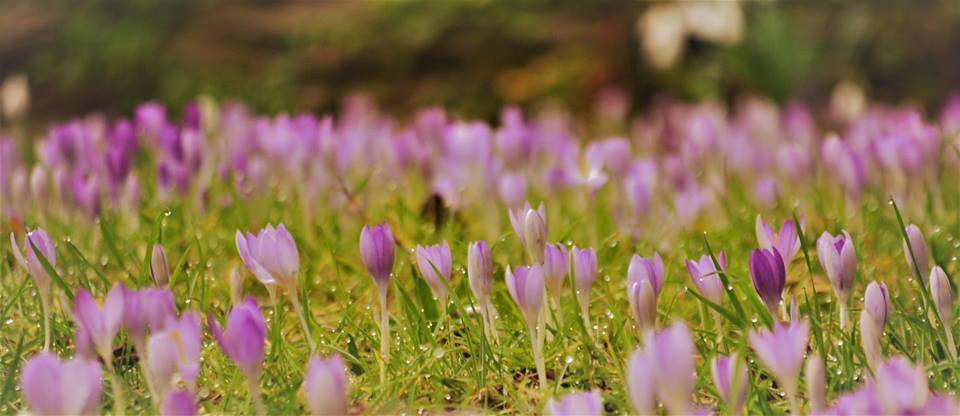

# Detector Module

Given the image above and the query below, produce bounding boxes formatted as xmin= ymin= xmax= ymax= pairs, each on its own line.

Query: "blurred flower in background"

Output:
xmin=1 ymin=73 xmax=29 ymax=120
xmin=637 ymin=1 xmax=744 ymax=69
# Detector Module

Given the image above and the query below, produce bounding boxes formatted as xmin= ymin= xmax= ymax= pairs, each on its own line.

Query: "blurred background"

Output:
xmin=2 ymin=0 xmax=960 ymax=124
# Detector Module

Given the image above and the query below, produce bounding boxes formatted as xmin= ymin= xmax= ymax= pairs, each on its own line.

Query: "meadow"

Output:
xmin=2 ymin=94 xmax=960 ymax=414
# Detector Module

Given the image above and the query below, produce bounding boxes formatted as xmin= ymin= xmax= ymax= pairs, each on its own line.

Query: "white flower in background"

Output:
xmin=636 ymin=1 xmax=744 ymax=69
xmin=1 ymin=73 xmax=29 ymax=120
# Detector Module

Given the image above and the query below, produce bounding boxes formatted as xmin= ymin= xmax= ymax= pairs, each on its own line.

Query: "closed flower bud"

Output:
xmin=627 ymin=252 xmax=665 ymax=296
xmin=748 ymin=248 xmax=786 ymax=315
xmin=505 ymin=264 xmax=545 ymax=327
xmin=649 ymin=322 xmax=696 ymax=414
xmin=523 ymin=208 xmax=547 ymax=263
xmin=626 ymin=348 xmax=655 ymax=415
xmin=817 ymin=230 xmax=857 ymax=302
xmin=627 ymin=279 xmax=657 ymax=331
xmin=303 ymin=354 xmax=348 ymax=415
xmin=930 ymin=266 xmax=954 ymax=324
xmin=903 ymin=224 xmax=930 ymax=278
xmin=467 ymin=240 xmax=493 ymax=303
xmin=415 ymin=241 xmax=453 ymax=305
xmin=542 ymin=243 xmax=569 ymax=299
xmin=864 ymin=281 xmax=889 ymax=330
xmin=151 ymin=243 xmax=170 ymax=287
xmin=359 ymin=222 xmax=395 ymax=290
xmin=806 ymin=354 xmax=827 ymax=412
xmin=571 ymin=246 xmax=597 ymax=304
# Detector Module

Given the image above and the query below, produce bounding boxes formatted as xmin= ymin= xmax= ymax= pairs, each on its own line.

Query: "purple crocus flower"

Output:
xmin=9 ymin=229 xmax=56 ymax=295
xmin=626 ymin=348 xmax=655 ymax=415
xmin=359 ymin=222 xmax=395 ymax=290
xmin=755 ymin=214 xmax=801 ymax=265
xmin=235 ymin=223 xmax=300 ymax=293
xmin=627 ymin=252 xmax=665 ymax=296
xmin=415 ymin=241 xmax=453 ymax=306
xmin=571 ymin=246 xmax=597 ymax=322
xmin=806 ymin=354 xmax=826 ymax=412
xmin=902 ymin=224 xmax=930 ymax=278
xmin=817 ymin=230 xmax=857 ymax=304
xmin=686 ymin=252 xmax=726 ymax=304
xmin=542 ymin=243 xmax=569 ymax=300
xmin=930 ymin=266 xmax=954 ymax=324
xmin=648 ymin=322 xmax=696 ymax=414
xmin=748 ymin=320 xmax=809 ymax=413
xmin=508 ymin=202 xmax=546 ymax=262
xmin=123 ymin=286 xmax=177 ymax=352
xmin=73 ymin=284 xmax=125 ymax=359
xmin=303 ymin=354 xmax=348 ymax=415
xmin=711 ymin=353 xmax=747 ymax=411
xmin=20 ymin=352 xmax=101 ymax=415
xmin=627 ymin=278 xmax=657 ymax=331
xmin=151 ymin=244 xmax=170 ymax=287
xmin=864 ymin=281 xmax=889 ymax=331
xmin=505 ymin=264 xmax=545 ymax=327
xmin=748 ymin=247 xmax=786 ymax=316
xmin=209 ymin=296 xmax=266 ymax=380
xmin=498 ymin=172 xmax=527 ymax=209
xmin=875 ymin=356 xmax=929 ymax=413
xmin=467 ymin=240 xmax=493 ymax=304
xmin=161 ymin=389 xmax=197 ymax=416
xmin=545 ymin=389 xmax=602 ymax=416
xmin=148 ymin=311 xmax=202 ymax=396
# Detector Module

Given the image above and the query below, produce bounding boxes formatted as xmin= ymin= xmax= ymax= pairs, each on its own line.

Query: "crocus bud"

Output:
xmin=817 ymin=230 xmax=857 ymax=303
xmin=711 ymin=353 xmax=747 ymax=411
xmin=236 ymin=223 xmax=300 ymax=292
xmin=626 ymin=348 xmax=656 ymax=415
xmin=627 ymin=252 xmax=665 ymax=296
xmin=20 ymin=352 xmax=101 ymax=415
xmin=10 ymin=229 xmax=56 ymax=294
xmin=415 ymin=241 xmax=453 ymax=305
xmin=748 ymin=320 xmax=809 ymax=402
xmin=686 ymin=252 xmax=726 ymax=304
xmin=467 ymin=240 xmax=493 ymax=303
xmin=209 ymin=296 xmax=266 ymax=381
xmin=303 ymin=354 xmax=348 ymax=415
xmin=903 ymin=224 xmax=930 ymax=277
xmin=359 ymin=222 xmax=395 ymax=290
xmin=930 ymin=266 xmax=954 ymax=324
xmin=161 ymin=389 xmax=198 ymax=416
xmin=806 ymin=354 xmax=827 ymax=412
xmin=649 ymin=322 xmax=695 ymax=414
xmin=860 ymin=309 xmax=882 ymax=370
xmin=148 ymin=311 xmax=202 ymax=396
xmin=748 ymin=248 xmax=786 ymax=315
xmin=508 ymin=202 xmax=544 ymax=249
xmin=523 ymin=207 xmax=547 ymax=263
xmin=151 ymin=243 xmax=170 ymax=287
xmin=756 ymin=215 xmax=801 ymax=265
xmin=627 ymin=279 xmax=657 ymax=331
xmin=505 ymin=264 xmax=545 ymax=327
xmin=571 ymin=246 xmax=597 ymax=304
xmin=864 ymin=281 xmax=889 ymax=330
xmin=542 ymin=243 xmax=569 ymax=299
xmin=545 ymin=389 xmax=602 ymax=416
xmin=73 ymin=284 xmax=125 ymax=359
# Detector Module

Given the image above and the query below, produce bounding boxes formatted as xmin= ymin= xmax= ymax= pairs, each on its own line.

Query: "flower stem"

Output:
xmin=945 ymin=325 xmax=958 ymax=360
xmin=40 ymin=292 xmax=50 ymax=351
xmin=103 ymin=355 xmax=125 ymax=416
xmin=287 ymin=291 xmax=316 ymax=352
xmin=248 ymin=375 xmax=266 ymax=416
xmin=378 ymin=287 xmax=390 ymax=384
xmin=579 ymin=300 xmax=593 ymax=339
xmin=839 ymin=302 xmax=848 ymax=330
xmin=529 ymin=319 xmax=547 ymax=390
xmin=133 ymin=337 xmax=159 ymax=405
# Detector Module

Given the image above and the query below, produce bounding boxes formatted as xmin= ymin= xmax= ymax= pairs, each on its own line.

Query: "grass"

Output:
xmin=2 ymin=144 xmax=960 ymax=415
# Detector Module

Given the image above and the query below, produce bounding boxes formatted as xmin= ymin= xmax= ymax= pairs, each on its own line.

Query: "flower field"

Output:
xmin=3 ymin=94 xmax=960 ymax=414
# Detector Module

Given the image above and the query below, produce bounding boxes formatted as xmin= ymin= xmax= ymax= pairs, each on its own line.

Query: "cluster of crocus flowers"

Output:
xmin=817 ymin=230 xmax=857 ymax=328
xmin=626 ymin=322 xmax=696 ymax=414
xmin=626 ymin=253 xmax=664 ymax=333
xmin=827 ymin=356 xmax=958 ymax=413
xmin=359 ymin=222 xmax=396 ymax=382
xmin=236 ymin=223 xmax=314 ymax=350
xmin=9 ymin=229 xmax=56 ymax=350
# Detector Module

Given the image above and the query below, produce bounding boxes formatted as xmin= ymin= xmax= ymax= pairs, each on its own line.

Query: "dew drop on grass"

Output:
xmin=778 ymin=391 xmax=786 ymax=398
xmin=565 ymin=355 xmax=573 ymax=364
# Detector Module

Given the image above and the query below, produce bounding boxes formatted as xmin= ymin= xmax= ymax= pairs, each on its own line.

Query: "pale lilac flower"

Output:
xmin=864 ymin=281 xmax=889 ymax=331
xmin=236 ymin=223 xmax=300 ymax=292
xmin=508 ymin=202 xmax=546 ymax=262
xmin=545 ymin=390 xmax=602 ymax=416
xmin=806 ymin=354 xmax=826 ymax=412
xmin=359 ymin=222 xmax=395 ymax=289
xmin=627 ymin=252 xmax=664 ymax=296
xmin=627 ymin=279 xmax=657 ymax=331
xmin=151 ymin=243 xmax=170 ymax=287
xmin=711 ymin=353 xmax=747 ymax=411
xmin=748 ymin=247 xmax=786 ymax=316
xmin=930 ymin=266 xmax=954 ymax=323
xmin=903 ymin=224 xmax=930 ymax=278
xmin=817 ymin=230 xmax=857 ymax=303
xmin=498 ymin=172 xmax=527 ymax=209
xmin=542 ymin=243 xmax=569 ymax=300
xmin=415 ymin=241 xmax=453 ymax=305
xmin=73 ymin=284 xmax=125 ymax=359
xmin=209 ymin=296 xmax=266 ymax=381
xmin=626 ymin=348 xmax=655 ymax=415
xmin=505 ymin=264 xmax=545 ymax=327
xmin=303 ymin=354 xmax=348 ymax=415
xmin=148 ymin=311 xmax=202 ymax=396
xmin=161 ymin=389 xmax=197 ymax=416
xmin=571 ymin=246 xmax=597 ymax=312
xmin=875 ymin=356 xmax=928 ymax=413
xmin=686 ymin=252 xmax=726 ymax=304
xmin=755 ymin=214 xmax=801 ymax=265
xmin=122 ymin=286 xmax=177 ymax=348
xmin=9 ymin=229 xmax=56 ymax=294
xmin=20 ymin=352 xmax=101 ymax=415
xmin=648 ymin=322 xmax=695 ymax=414
xmin=467 ymin=240 xmax=493 ymax=303
xmin=748 ymin=320 xmax=809 ymax=411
